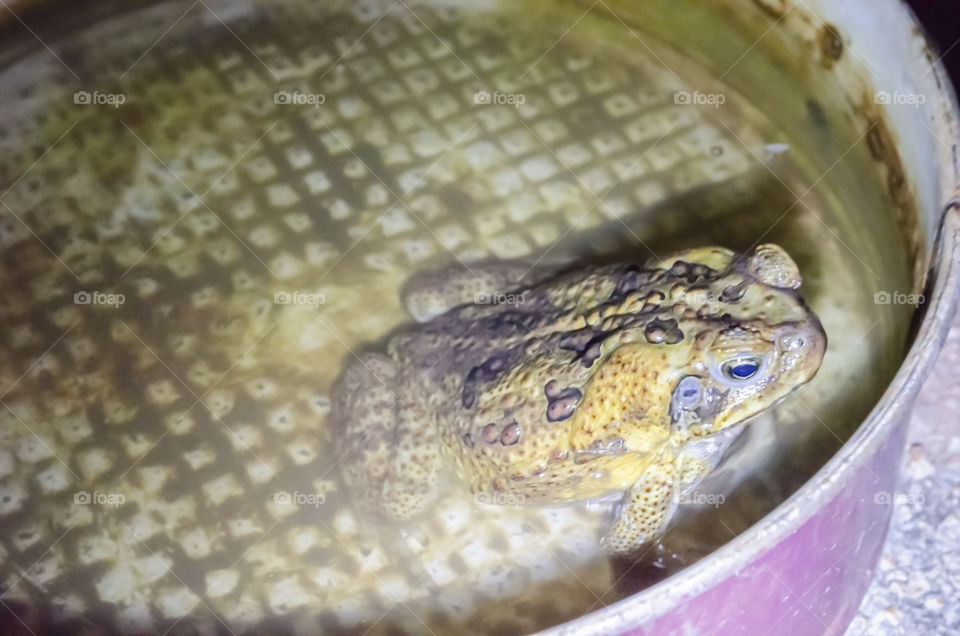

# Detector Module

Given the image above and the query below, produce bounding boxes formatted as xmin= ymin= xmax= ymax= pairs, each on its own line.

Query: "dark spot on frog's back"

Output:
xmin=671 ymin=261 xmax=717 ymax=285
xmin=483 ymin=310 xmax=540 ymax=333
xmin=558 ymin=329 xmax=594 ymax=355
xmin=613 ymin=264 xmax=642 ymax=298
xmin=500 ymin=422 xmax=521 ymax=446
xmin=461 ymin=351 xmax=513 ymax=408
xmin=544 ymin=380 xmax=582 ymax=422
xmin=581 ymin=336 xmax=604 ymax=367
xmin=544 ymin=379 xmax=563 ymax=400
xmin=558 ymin=329 xmax=606 ymax=368
xmin=546 ymin=399 xmax=578 ymax=423
xmin=461 ymin=383 xmax=477 ymax=409
xmin=689 ymin=263 xmax=712 ymax=279
xmin=481 ymin=352 xmax=508 ymax=373
xmin=645 ymin=318 xmax=683 ymax=345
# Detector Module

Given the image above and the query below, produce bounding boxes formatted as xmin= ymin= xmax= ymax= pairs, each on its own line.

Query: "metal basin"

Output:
xmin=555 ymin=0 xmax=960 ymax=633
xmin=0 ymin=1 xmax=956 ymax=634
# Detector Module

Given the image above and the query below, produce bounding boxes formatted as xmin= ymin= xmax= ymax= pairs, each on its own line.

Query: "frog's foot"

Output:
xmin=401 ymin=261 xmax=555 ymax=322
xmin=602 ymin=460 xmax=679 ymax=555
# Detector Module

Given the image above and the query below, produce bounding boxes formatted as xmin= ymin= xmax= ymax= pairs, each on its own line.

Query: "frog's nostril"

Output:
xmin=780 ymin=333 xmax=806 ymax=351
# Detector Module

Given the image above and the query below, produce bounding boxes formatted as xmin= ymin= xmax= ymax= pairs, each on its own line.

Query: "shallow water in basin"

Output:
xmin=0 ymin=0 xmax=914 ymax=633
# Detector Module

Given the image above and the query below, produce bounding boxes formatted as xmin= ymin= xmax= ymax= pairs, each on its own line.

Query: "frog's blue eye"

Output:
xmin=723 ymin=358 xmax=761 ymax=381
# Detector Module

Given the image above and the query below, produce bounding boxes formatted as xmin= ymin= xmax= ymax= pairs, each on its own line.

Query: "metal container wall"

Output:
xmin=553 ymin=0 xmax=960 ymax=633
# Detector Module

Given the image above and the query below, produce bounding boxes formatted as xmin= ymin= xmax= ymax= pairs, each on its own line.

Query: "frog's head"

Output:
xmin=658 ymin=243 xmax=827 ymax=437
xmin=569 ymin=244 xmax=826 ymax=451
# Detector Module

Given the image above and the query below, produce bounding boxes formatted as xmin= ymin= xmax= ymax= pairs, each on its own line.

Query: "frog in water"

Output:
xmin=330 ymin=244 xmax=826 ymax=554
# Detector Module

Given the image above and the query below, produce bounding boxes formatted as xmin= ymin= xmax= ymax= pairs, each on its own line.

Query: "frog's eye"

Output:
xmin=721 ymin=357 xmax=762 ymax=381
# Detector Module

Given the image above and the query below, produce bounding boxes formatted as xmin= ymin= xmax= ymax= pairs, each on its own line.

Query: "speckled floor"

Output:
xmin=850 ymin=299 xmax=960 ymax=635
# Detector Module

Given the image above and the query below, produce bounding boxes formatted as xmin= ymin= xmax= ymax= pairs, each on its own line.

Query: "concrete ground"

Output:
xmin=850 ymin=302 xmax=960 ymax=634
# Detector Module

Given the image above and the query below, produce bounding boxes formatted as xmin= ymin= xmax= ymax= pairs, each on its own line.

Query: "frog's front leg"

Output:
xmin=599 ymin=372 xmax=727 ymax=555
xmin=401 ymin=261 xmax=555 ymax=322
xmin=603 ymin=433 xmax=738 ymax=555
xmin=332 ymin=354 xmax=442 ymax=520
xmin=602 ymin=455 xmax=681 ymax=555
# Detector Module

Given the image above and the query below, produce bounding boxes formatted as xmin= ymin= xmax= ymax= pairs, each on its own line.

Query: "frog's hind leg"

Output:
xmin=331 ymin=353 xmax=401 ymax=518
xmin=331 ymin=353 xmax=443 ymax=521
xmin=401 ymin=261 xmax=556 ymax=322
xmin=381 ymin=399 xmax=443 ymax=519
xmin=602 ymin=458 xmax=680 ymax=555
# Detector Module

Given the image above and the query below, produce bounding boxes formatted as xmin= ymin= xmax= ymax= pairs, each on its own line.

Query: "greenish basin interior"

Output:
xmin=0 ymin=1 xmax=915 ymax=633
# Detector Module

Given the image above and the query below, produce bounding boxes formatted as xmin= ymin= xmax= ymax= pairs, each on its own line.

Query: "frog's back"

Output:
xmin=390 ymin=264 xmax=673 ymax=497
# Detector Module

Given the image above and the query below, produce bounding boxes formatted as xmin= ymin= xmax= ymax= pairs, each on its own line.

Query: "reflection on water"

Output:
xmin=0 ymin=0 xmax=912 ymax=633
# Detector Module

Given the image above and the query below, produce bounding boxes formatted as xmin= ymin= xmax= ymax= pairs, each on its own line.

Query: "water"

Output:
xmin=0 ymin=0 xmax=914 ymax=633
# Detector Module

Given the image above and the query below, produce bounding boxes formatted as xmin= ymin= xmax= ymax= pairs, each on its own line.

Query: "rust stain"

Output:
xmin=819 ymin=23 xmax=844 ymax=68
xmin=750 ymin=0 xmax=788 ymax=21
xmin=864 ymin=102 xmax=924 ymax=289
